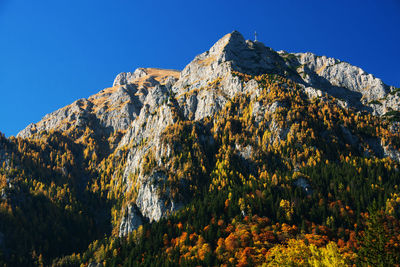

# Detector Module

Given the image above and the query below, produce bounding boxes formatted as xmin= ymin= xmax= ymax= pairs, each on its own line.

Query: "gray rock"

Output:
xmin=292 ymin=52 xmax=395 ymax=115
xmin=1 ymin=189 xmax=6 ymax=200
xmin=383 ymin=144 xmax=400 ymax=162
xmin=113 ymin=68 xmax=148 ymax=86
xmin=304 ymin=86 xmax=323 ymax=99
xmin=119 ymin=204 xmax=143 ymax=237
xmin=244 ymin=79 xmax=261 ymax=99
xmin=235 ymin=143 xmax=252 ymax=160
xmin=173 ymin=31 xmax=287 ymax=121
xmin=135 ymin=176 xmax=167 ymax=223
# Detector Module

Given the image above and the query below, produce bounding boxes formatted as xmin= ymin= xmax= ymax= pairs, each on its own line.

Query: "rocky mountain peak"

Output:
xmin=18 ymin=31 xmax=399 ymax=141
xmin=14 ymin=31 xmax=400 ymax=238
xmin=208 ymin=30 xmax=247 ymax=57
xmin=209 ymin=30 xmax=281 ymax=75
xmin=177 ymin=31 xmax=281 ymax=84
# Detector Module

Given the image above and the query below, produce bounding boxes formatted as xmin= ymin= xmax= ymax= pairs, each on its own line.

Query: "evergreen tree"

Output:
xmin=357 ymin=206 xmax=399 ymax=266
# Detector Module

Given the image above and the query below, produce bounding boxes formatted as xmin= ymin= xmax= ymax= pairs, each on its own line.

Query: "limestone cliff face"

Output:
xmin=16 ymin=31 xmax=400 ymax=236
xmin=118 ymin=204 xmax=143 ymax=237
xmin=286 ymin=51 xmax=396 ymax=115
xmin=173 ymin=31 xmax=294 ymax=121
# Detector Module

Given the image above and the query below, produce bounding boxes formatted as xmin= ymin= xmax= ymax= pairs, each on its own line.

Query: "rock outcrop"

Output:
xmin=17 ymin=68 xmax=180 ymax=139
xmin=119 ymin=204 xmax=143 ymax=237
xmin=280 ymin=51 xmax=397 ymax=115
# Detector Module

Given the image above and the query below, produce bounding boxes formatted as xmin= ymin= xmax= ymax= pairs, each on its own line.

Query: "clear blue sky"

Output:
xmin=1 ymin=0 xmax=399 ymax=137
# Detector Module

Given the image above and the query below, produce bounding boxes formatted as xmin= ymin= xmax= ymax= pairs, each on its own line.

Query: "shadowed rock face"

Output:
xmin=15 ymin=31 xmax=400 ymax=236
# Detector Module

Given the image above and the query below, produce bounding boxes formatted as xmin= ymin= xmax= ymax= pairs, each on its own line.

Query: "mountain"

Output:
xmin=1 ymin=31 xmax=400 ymax=266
